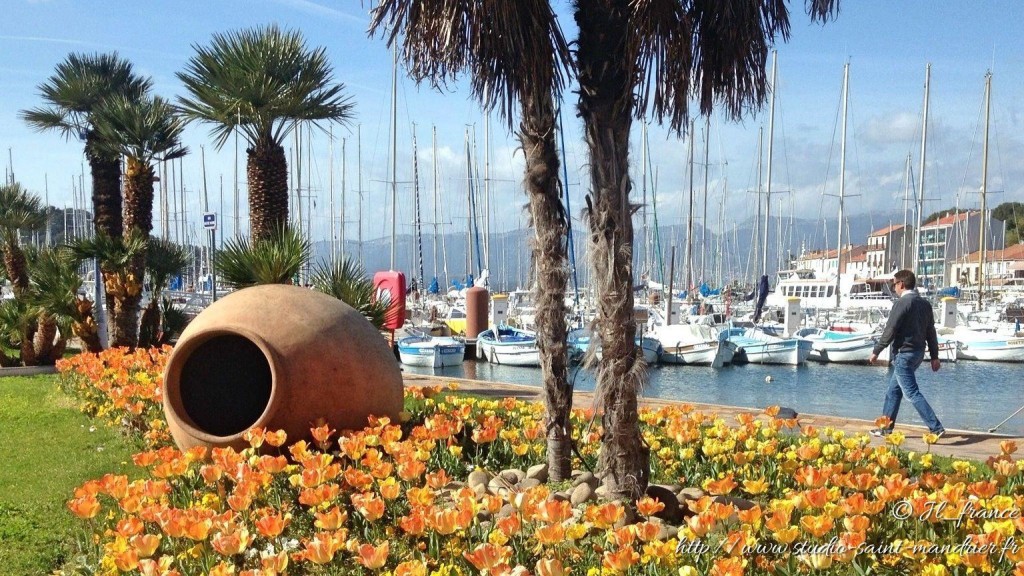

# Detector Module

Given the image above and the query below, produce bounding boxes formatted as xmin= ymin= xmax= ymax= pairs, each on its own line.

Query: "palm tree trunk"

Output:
xmin=20 ymin=319 xmax=39 ymax=366
xmin=2 ymin=243 xmax=29 ymax=297
xmin=576 ymin=0 xmax=650 ymax=500
xmin=86 ymin=132 xmax=123 ymax=346
xmin=111 ymin=159 xmax=154 ymax=348
xmin=520 ymin=90 xmax=573 ymax=482
xmin=247 ymin=138 xmax=289 ymax=241
xmin=73 ymin=297 xmax=103 ymax=353
xmin=137 ymin=298 xmax=160 ymax=348
xmin=33 ymin=312 xmax=57 ymax=364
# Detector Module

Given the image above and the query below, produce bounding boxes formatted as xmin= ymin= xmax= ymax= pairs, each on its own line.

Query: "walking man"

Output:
xmin=868 ymin=269 xmax=945 ymax=438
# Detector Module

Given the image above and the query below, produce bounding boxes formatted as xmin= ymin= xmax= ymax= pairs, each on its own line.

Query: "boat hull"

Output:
xmin=397 ymin=337 xmax=466 ymax=368
xmin=478 ymin=328 xmax=541 ymax=367
xmin=956 ymin=337 xmax=1024 ymax=362
xmin=660 ymin=340 xmax=736 ymax=367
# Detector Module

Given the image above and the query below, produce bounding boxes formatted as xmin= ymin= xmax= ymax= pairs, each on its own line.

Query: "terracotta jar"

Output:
xmin=163 ymin=284 xmax=403 ymax=450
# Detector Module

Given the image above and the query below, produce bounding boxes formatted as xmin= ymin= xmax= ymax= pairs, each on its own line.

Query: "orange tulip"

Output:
xmin=211 ymin=528 xmax=251 ymax=556
xmin=399 ymin=510 xmax=427 ymax=535
xmin=378 ymin=477 xmax=402 ymax=500
xmin=357 ymin=541 xmax=389 ymax=570
xmin=635 ymin=497 xmax=666 ymax=517
xmin=496 ymin=513 xmax=521 ymax=537
xmin=68 ymin=495 xmax=101 ymax=519
xmin=255 ymin=511 xmax=291 ymax=538
xmin=314 ymin=506 xmax=349 ymax=531
xmin=265 ymin=429 xmax=288 ymax=447
xmin=705 ymin=475 xmax=738 ymax=496
xmin=535 ymin=499 xmax=573 ymax=524
xmin=300 ymin=532 xmax=343 ymax=565
xmin=256 ymin=455 xmax=289 ymax=474
xmin=535 ymin=558 xmax=566 ymax=576
xmin=131 ymin=533 xmax=162 ymax=558
xmin=352 ymin=492 xmax=386 ymax=522
xmin=634 ymin=520 xmax=662 ymax=542
xmin=800 ymin=514 xmax=835 ymax=539
xmin=534 ymin=523 xmax=565 ymax=545
xmin=310 ymin=423 xmax=336 ymax=449
xmin=711 ymin=557 xmax=745 ymax=576
xmin=117 ymin=516 xmax=145 ymax=537
xmin=208 ymin=562 xmax=236 ymax=576
xmin=114 ymin=550 xmax=140 ymax=572
xmin=602 ymin=546 xmax=640 ymax=573
xmin=586 ymin=502 xmax=625 ymax=529
xmin=464 ymin=543 xmax=512 ymax=572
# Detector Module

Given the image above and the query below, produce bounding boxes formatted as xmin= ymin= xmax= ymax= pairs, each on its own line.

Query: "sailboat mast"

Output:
xmin=483 ymin=113 xmax=491 ymax=273
xmin=902 ymin=154 xmax=911 ymax=269
xmin=701 ymin=115 xmax=710 ymax=285
xmin=389 ymin=47 xmax=398 ymax=271
xmin=914 ymin=63 xmax=930 ymax=276
xmin=686 ymin=118 xmax=695 ymax=296
xmin=358 ymin=125 xmax=363 ymax=264
xmin=641 ymin=121 xmax=649 ymax=279
xmin=329 ymin=126 xmax=336 ymax=265
xmin=762 ymin=50 xmax=778 ymax=278
xmin=412 ymin=124 xmax=425 ymax=292
xmin=835 ymin=62 xmax=850 ymax=309
xmin=754 ymin=127 xmax=763 ymax=284
xmin=341 ymin=137 xmax=346 ymax=263
xmin=978 ymin=72 xmax=992 ymax=308
xmin=432 ymin=126 xmax=439 ymax=283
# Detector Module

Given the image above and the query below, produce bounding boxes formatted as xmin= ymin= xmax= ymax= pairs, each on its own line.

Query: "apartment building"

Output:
xmin=865 ymin=224 xmax=913 ymax=277
xmin=917 ymin=210 xmax=1005 ymax=288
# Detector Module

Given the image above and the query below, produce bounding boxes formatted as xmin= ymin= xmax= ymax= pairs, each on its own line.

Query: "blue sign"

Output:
xmin=203 ymin=212 xmax=217 ymax=230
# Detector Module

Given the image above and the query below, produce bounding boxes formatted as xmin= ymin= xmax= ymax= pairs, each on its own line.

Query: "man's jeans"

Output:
xmin=882 ymin=349 xmax=943 ymax=433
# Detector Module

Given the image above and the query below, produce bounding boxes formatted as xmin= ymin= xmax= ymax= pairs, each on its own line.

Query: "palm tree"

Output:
xmin=30 ymin=248 xmax=102 ymax=353
xmin=20 ymin=53 xmax=151 ymax=242
xmin=370 ymin=0 xmax=577 ymax=482
xmin=70 ymin=232 xmax=147 ymax=348
xmin=572 ymin=0 xmax=838 ymax=499
xmin=215 ymin=225 xmax=311 ymax=288
xmin=0 ymin=183 xmax=46 ymax=296
xmin=93 ymin=95 xmax=187 ymax=347
xmin=311 ymin=258 xmax=395 ymax=330
xmin=177 ymin=25 xmax=356 ymax=241
xmin=138 ymin=239 xmax=190 ymax=347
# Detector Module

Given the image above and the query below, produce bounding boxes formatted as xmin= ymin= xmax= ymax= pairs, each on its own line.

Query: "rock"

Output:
xmin=594 ymin=484 xmax=611 ymax=500
xmin=467 ymin=470 xmax=492 ymax=489
xmin=570 ymin=483 xmax=595 ymax=505
xmin=552 ymin=491 xmax=571 ymax=502
xmin=571 ymin=469 xmax=584 ymax=479
xmin=776 ymin=406 xmax=799 ymax=419
xmin=645 ymin=484 xmax=683 ymax=524
xmin=472 ymin=483 xmax=489 ymax=499
xmin=520 ymin=478 xmax=542 ymax=490
xmin=526 ymin=463 xmax=549 ymax=483
xmin=657 ymin=523 xmax=679 ymax=540
xmin=501 ymin=468 xmax=526 ymax=484
xmin=573 ymin=471 xmax=597 ymax=488
xmin=497 ymin=504 xmax=517 ymax=519
xmin=652 ymin=483 xmax=682 ymax=494
xmin=444 ymin=481 xmax=466 ymax=491
xmin=677 ymin=487 xmax=706 ymax=502
xmin=713 ymin=495 xmax=757 ymax=511
xmin=488 ymin=477 xmax=511 ymax=496
xmin=477 ymin=510 xmax=493 ymax=522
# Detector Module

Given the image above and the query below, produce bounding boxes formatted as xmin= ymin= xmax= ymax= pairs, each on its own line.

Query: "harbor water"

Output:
xmin=403 ymin=360 xmax=1024 ymax=436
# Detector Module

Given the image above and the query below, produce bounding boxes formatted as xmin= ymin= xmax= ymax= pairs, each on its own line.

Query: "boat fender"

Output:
xmin=764 ymin=375 xmax=774 ymax=383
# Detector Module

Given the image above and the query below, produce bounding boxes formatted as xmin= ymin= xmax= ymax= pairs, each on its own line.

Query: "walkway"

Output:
xmin=403 ymin=373 xmax=1020 ymax=463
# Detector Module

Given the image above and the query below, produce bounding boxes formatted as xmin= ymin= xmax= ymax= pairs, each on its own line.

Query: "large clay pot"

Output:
xmin=163 ymin=284 xmax=403 ymax=450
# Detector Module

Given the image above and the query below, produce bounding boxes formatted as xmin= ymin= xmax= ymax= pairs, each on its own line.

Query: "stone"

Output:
xmin=713 ymin=495 xmax=757 ymax=511
xmin=571 ymin=469 xmax=584 ymax=479
xmin=570 ymin=483 xmax=595 ymax=505
xmin=501 ymin=469 xmax=526 ymax=484
xmin=657 ymin=523 xmax=679 ymax=540
xmin=444 ymin=481 xmax=466 ymax=492
xmin=497 ymin=504 xmax=517 ymax=519
xmin=613 ymin=505 xmax=637 ymax=529
xmin=645 ymin=484 xmax=683 ymax=524
xmin=594 ymin=484 xmax=611 ymax=500
xmin=526 ymin=463 xmax=549 ymax=483
xmin=552 ymin=491 xmax=571 ymax=502
xmin=573 ymin=471 xmax=597 ymax=488
xmin=519 ymin=478 xmax=542 ymax=490
xmin=467 ymin=470 xmax=491 ymax=489
xmin=677 ymin=487 xmax=706 ymax=501
xmin=652 ymin=483 xmax=682 ymax=494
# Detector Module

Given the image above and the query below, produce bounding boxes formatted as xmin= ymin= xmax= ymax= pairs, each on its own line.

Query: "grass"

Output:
xmin=0 ymin=374 xmax=139 ymax=576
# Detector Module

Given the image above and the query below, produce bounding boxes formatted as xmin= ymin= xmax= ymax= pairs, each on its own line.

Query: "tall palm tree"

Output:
xmin=69 ymin=232 xmax=147 ymax=347
xmin=0 ymin=183 xmax=46 ymax=296
xmin=369 ymin=1 xmax=577 ymax=481
xmin=94 ymin=95 xmax=187 ymax=347
xmin=177 ymin=25 xmax=356 ymax=241
xmin=573 ymin=0 xmax=838 ymax=499
xmin=20 ymin=53 xmax=151 ymax=242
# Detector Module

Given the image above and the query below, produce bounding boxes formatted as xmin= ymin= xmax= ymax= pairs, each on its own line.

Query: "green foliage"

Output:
xmin=145 ymin=239 xmax=190 ymax=294
xmin=26 ymin=248 xmax=81 ymax=335
xmin=0 ymin=375 xmax=138 ymax=574
xmin=311 ymin=257 xmax=395 ymax=329
xmin=215 ymin=225 xmax=311 ymax=288
xmin=0 ymin=183 xmax=47 ymax=246
xmin=177 ymin=24 xmax=355 ymax=149
xmin=67 ymin=231 xmax=146 ymax=272
xmin=93 ymin=95 xmax=188 ymax=164
xmin=993 ymin=202 xmax=1024 ymax=246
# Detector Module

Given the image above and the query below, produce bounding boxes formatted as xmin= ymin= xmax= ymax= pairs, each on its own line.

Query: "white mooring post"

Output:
xmin=784 ymin=297 xmax=803 ymax=337
xmin=940 ymin=297 xmax=958 ymax=329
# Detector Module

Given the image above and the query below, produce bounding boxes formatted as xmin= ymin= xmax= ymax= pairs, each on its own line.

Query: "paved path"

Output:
xmin=403 ymin=373 xmax=1020 ymax=463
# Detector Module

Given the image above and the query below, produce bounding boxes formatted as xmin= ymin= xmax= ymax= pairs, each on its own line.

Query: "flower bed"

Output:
xmin=57 ymin=349 xmax=1024 ymax=575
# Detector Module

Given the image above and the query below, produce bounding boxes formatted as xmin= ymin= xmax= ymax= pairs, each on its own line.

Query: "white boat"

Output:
xmin=653 ymin=324 xmax=736 ymax=367
xmin=942 ymin=328 xmax=1024 ymax=362
xmin=876 ymin=337 xmax=959 ymax=363
xmin=795 ymin=327 xmax=877 ymax=363
xmin=477 ymin=326 xmax=541 ymax=366
xmin=397 ymin=334 xmax=466 ymax=368
xmin=722 ymin=327 xmax=813 ymax=365
xmin=567 ymin=328 xmax=661 ymax=365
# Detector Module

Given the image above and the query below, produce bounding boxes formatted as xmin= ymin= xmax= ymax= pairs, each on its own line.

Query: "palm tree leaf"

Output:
xmin=177 ymin=25 xmax=356 ymax=150
xmin=0 ymin=183 xmax=48 ymax=241
xmin=214 ymin=225 xmax=311 ymax=288
xmin=310 ymin=257 xmax=395 ymax=329
xmin=146 ymin=239 xmax=191 ymax=294
xmin=94 ymin=95 xmax=188 ymax=164
xmin=68 ymin=231 xmax=147 ymax=271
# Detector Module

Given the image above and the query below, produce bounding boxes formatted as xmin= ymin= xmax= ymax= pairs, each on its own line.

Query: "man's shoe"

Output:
xmin=870 ymin=428 xmax=892 ymax=437
xmin=931 ymin=429 xmax=946 ymax=440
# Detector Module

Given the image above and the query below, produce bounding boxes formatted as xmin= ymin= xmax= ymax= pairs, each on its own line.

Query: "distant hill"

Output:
xmin=313 ymin=210 xmax=905 ymax=290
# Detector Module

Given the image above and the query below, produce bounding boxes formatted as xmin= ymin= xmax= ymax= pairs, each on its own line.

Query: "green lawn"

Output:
xmin=0 ymin=374 xmax=139 ymax=576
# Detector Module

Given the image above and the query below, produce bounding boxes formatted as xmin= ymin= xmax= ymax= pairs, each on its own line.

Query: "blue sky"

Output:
xmin=2 ymin=0 xmax=1023 ymax=251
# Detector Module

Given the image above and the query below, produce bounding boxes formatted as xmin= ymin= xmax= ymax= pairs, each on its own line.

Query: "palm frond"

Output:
xmin=68 ymin=231 xmax=147 ymax=271
xmin=215 ymin=225 xmax=311 ymax=288
xmin=370 ymin=0 xmax=573 ymax=129
xmin=310 ymin=257 xmax=395 ymax=329
xmin=26 ymin=248 xmax=82 ymax=321
xmin=177 ymin=25 xmax=355 ymax=149
xmin=146 ymin=239 xmax=191 ymax=294
xmin=94 ymin=95 xmax=188 ymax=164
xmin=20 ymin=52 xmax=151 ymax=136
xmin=0 ymin=183 xmax=47 ymax=241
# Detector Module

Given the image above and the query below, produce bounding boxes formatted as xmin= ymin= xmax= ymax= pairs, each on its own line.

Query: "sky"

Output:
xmin=2 ymin=0 xmax=1023 ymax=253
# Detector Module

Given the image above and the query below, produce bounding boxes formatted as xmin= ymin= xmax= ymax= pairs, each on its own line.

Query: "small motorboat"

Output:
xmin=477 ymin=326 xmax=541 ymax=366
xmin=397 ymin=333 xmax=466 ymax=368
